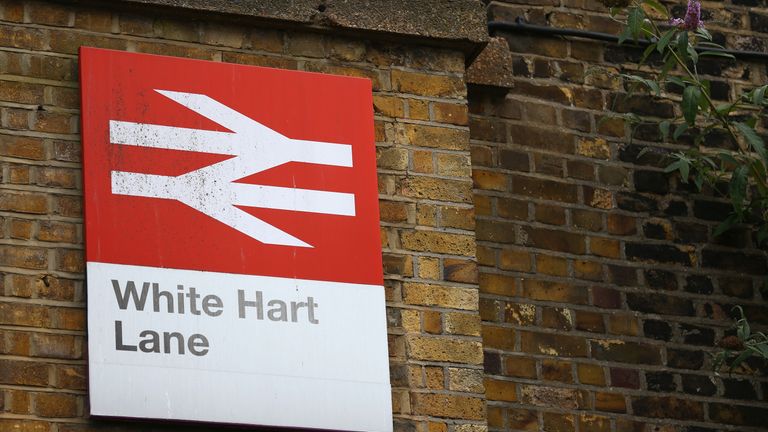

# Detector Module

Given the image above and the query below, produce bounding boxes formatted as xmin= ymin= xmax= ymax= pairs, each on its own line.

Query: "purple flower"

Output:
xmin=670 ymin=0 xmax=704 ymax=30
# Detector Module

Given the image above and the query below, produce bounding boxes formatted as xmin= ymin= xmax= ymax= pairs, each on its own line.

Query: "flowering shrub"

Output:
xmin=607 ymin=0 xmax=768 ymax=373
xmin=609 ymin=0 xmax=768 ymax=241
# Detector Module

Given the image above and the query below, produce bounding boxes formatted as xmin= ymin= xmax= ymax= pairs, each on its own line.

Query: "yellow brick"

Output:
xmin=399 ymin=230 xmax=475 ymax=256
xmin=444 ymin=312 xmax=481 ymax=336
xmin=417 ymin=257 xmax=441 ymax=279
xmin=406 ymin=335 xmax=483 ymax=364
xmin=403 ymin=282 xmax=478 ymax=310
xmin=411 ymin=392 xmax=485 ymax=420
xmin=392 ymin=70 xmax=465 ymax=98
xmin=485 ymin=378 xmax=517 ymax=402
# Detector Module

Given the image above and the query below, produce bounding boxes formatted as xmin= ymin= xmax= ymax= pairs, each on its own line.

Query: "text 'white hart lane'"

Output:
xmin=109 ymin=89 xmax=355 ymax=248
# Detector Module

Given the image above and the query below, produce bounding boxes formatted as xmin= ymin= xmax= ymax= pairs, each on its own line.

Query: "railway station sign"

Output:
xmin=80 ymin=47 xmax=391 ymax=432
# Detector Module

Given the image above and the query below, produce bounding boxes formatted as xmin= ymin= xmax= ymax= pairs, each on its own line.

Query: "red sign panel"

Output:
xmin=81 ymin=47 xmax=382 ymax=286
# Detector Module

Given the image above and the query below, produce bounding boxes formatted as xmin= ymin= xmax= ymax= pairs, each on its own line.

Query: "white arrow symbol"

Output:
xmin=109 ymin=89 xmax=355 ymax=248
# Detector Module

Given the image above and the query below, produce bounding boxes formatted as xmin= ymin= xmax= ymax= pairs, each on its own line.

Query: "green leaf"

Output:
xmin=695 ymin=27 xmax=713 ymax=41
xmin=677 ymin=31 xmax=689 ymax=65
xmin=644 ymin=0 xmax=669 ymax=18
xmin=718 ymin=152 xmax=739 ymax=166
xmin=715 ymin=102 xmax=735 ymax=116
xmin=729 ymin=349 xmax=755 ymax=373
xmin=734 ymin=122 xmax=767 ymax=161
xmin=698 ymin=50 xmax=735 ymax=59
xmin=682 ymin=86 xmax=701 ymax=126
xmin=628 ymin=7 xmax=644 ymax=42
xmin=729 ymin=165 xmax=748 ymax=212
xmin=673 ymin=123 xmax=688 ymax=140
xmin=687 ymin=44 xmax=699 ymax=64
xmin=754 ymin=85 xmax=767 ymax=106
xmin=714 ymin=213 xmax=739 ymax=237
xmin=659 ymin=120 xmax=670 ymax=141
xmin=641 ymin=43 xmax=657 ymax=65
xmin=657 ymin=29 xmax=676 ymax=53
xmin=618 ymin=27 xmax=632 ymax=45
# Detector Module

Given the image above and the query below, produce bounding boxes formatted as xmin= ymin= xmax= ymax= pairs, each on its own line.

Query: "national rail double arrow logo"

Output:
xmin=109 ymin=90 xmax=355 ymax=248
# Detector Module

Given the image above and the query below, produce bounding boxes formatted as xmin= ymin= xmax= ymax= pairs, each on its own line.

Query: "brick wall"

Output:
xmin=472 ymin=0 xmax=768 ymax=431
xmin=0 ymin=1 xmax=486 ymax=431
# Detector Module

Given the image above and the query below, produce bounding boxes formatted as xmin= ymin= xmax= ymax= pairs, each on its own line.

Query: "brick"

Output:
xmin=626 ymin=243 xmax=692 ymax=266
xmin=509 ymin=124 xmax=574 ymax=154
xmin=499 ymin=249 xmax=531 ymax=272
xmin=482 ymin=325 xmax=515 ymax=350
xmin=399 ymin=176 xmax=472 ymax=203
xmin=589 ymin=237 xmax=620 ymax=258
xmin=710 ymin=403 xmax=768 ymax=427
xmin=391 ymin=70 xmax=465 ymax=98
xmin=0 ymin=246 xmax=47 ymax=269
xmin=479 ymin=273 xmax=516 ymax=296
xmin=221 ymin=52 xmax=297 ymax=70
xmin=399 ymin=124 xmax=470 ymax=151
xmin=54 ymin=365 xmax=86 ymax=391
xmin=286 ymin=33 xmax=325 ymax=57
xmin=399 ymin=231 xmax=475 ymax=256
xmin=34 ymin=392 xmax=78 ymax=418
xmin=403 ymin=283 xmax=477 ymax=310
xmin=0 ymin=80 xmax=44 ymax=105
xmin=377 ymin=147 xmax=408 ymax=170
xmin=373 ymin=95 xmax=405 ymax=118
xmin=440 ymin=206 xmax=474 ymax=230
xmin=248 ymin=29 xmax=284 ymax=53
xmin=49 ymin=30 xmax=128 ymax=54
xmin=30 ymin=333 xmax=79 ymax=359
xmin=577 ymin=363 xmax=605 ymax=386
xmin=520 ymin=331 xmax=588 ymax=357
xmin=444 ymin=312 xmax=480 ymax=336
xmin=504 ymin=356 xmax=537 ymax=378
xmin=519 ymin=384 xmax=585 ymax=409
xmin=0 ymin=25 xmax=48 ymax=50
xmin=433 ymin=102 xmax=468 ymax=125
xmin=574 ymin=260 xmax=602 ymax=281
xmin=447 ymin=367 xmax=484 ymax=393
xmin=436 ymin=153 xmax=470 ymax=177
xmin=507 ymin=408 xmax=538 ymax=430
xmin=542 ymin=412 xmax=574 ymax=432
xmin=74 ymin=9 xmax=113 ymax=32
xmin=411 ymin=393 xmax=484 ymax=420
xmin=632 ymin=396 xmax=703 ymax=421
xmin=591 ymin=340 xmax=661 ymax=365
xmin=0 ymin=135 xmax=45 ymax=160
xmin=56 ymin=249 xmax=83 ymax=273
xmin=0 ymin=359 xmax=49 ymax=386
xmin=133 ymin=41 xmax=215 ymax=60
xmin=423 ymin=311 xmax=441 ymax=334
xmin=304 ymin=63 xmax=384 ymax=90
xmin=10 ymin=219 xmax=33 ymax=239
xmin=540 ymin=306 xmax=573 ymax=331
xmin=406 ymin=335 xmax=482 ymax=364
xmin=522 ymin=279 xmax=588 ymax=304
xmin=472 ymin=169 xmax=507 ymax=191
xmin=536 ymin=254 xmax=568 ymax=276
xmin=607 ymin=314 xmax=640 ymax=336
xmin=524 ymin=227 xmax=586 ymax=254
xmin=541 ymin=359 xmax=573 ymax=382
xmin=594 ymin=392 xmax=626 ymax=413
xmin=485 ymin=378 xmax=517 ymax=402
xmin=470 ymin=117 xmax=506 ymax=142
xmin=443 ymin=258 xmax=477 ymax=283
xmin=576 ymin=138 xmax=610 ymax=159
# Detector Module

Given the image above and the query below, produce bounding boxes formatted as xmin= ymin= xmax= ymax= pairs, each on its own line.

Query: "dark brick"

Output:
xmin=664 ymin=200 xmax=688 ymax=216
xmin=719 ymin=277 xmax=753 ymax=299
xmin=712 ymin=226 xmax=751 ymax=249
xmin=591 ymin=340 xmax=661 ymax=365
xmin=610 ymin=368 xmax=640 ymax=389
xmin=619 ymin=144 xmax=667 ymax=168
xmin=634 ymin=170 xmax=669 ymax=194
xmin=523 ymin=227 xmax=585 ymax=254
xmin=667 ymin=349 xmax=704 ymax=370
xmin=626 ymin=243 xmax=692 ymax=266
xmin=598 ymin=165 xmax=627 ymax=186
xmin=499 ymin=149 xmax=530 ymax=171
xmin=512 ymin=175 xmax=578 ymax=202
xmin=693 ymin=200 xmax=731 ymax=221
xmin=684 ymin=275 xmax=713 ymax=294
xmin=646 ymin=371 xmax=676 ymax=392
xmin=681 ymin=374 xmax=716 ymax=396
xmin=710 ymin=403 xmax=768 ymax=427
xmin=750 ymin=11 xmax=768 ymax=33
xmin=702 ymin=249 xmax=768 ymax=275
xmin=632 ymin=396 xmax=703 ymax=420
xmin=643 ymin=320 xmax=672 ymax=341
xmin=674 ymin=222 xmax=708 ymax=244
xmin=644 ymin=269 xmax=677 ymax=290
xmin=484 ymin=351 xmax=501 ymax=375
xmin=627 ymin=293 xmax=694 ymax=316
xmin=616 ymin=192 xmax=658 ymax=213
xmin=608 ymin=265 xmax=637 ymax=286
xmin=613 ymin=94 xmax=675 ymax=118
xmin=642 ymin=221 xmax=667 ymax=240
xmin=592 ymin=286 xmax=621 ymax=309
xmin=723 ymin=379 xmax=756 ymax=400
